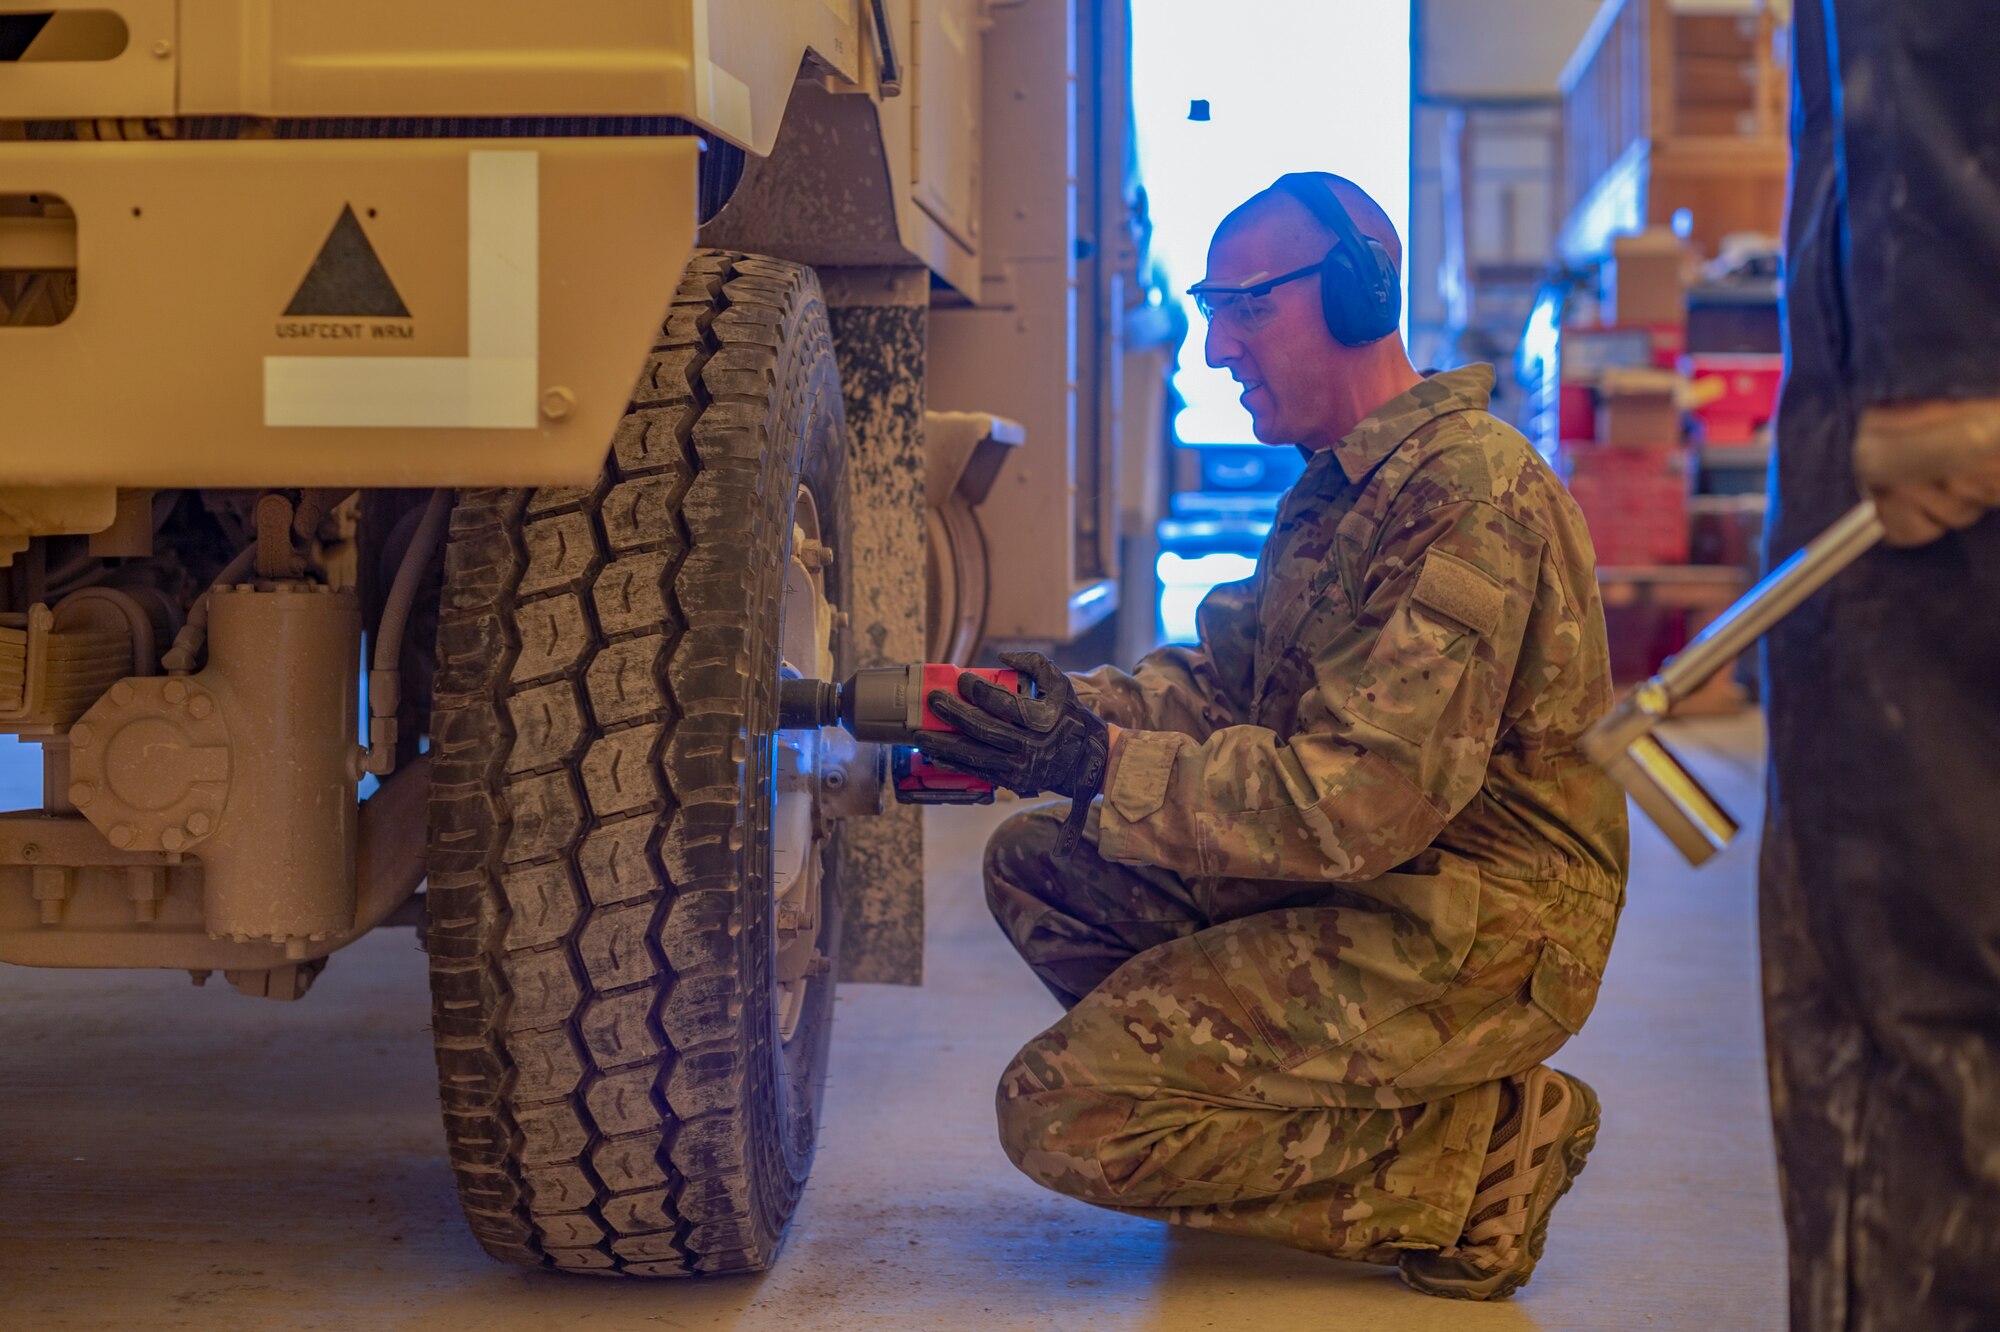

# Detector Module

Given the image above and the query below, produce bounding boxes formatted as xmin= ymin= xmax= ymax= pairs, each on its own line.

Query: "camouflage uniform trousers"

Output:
xmin=985 ymin=801 xmax=1622 ymax=1263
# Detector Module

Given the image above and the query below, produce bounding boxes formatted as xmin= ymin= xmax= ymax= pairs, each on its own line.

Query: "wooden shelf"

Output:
xmin=1599 ymin=563 xmax=1755 ymax=713
xmin=1599 ymin=564 xmax=1751 ymax=608
xmin=1559 ymin=0 xmax=1789 ymax=260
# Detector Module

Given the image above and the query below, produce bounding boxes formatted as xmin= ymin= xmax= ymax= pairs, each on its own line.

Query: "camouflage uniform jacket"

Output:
xmin=1078 ymin=364 xmax=1628 ymax=896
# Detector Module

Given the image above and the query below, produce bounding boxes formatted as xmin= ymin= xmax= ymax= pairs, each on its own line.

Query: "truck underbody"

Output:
xmin=0 ymin=0 xmax=1154 ymax=1276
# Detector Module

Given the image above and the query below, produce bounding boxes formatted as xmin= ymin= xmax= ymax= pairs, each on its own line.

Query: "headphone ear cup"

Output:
xmin=1359 ymin=237 xmax=1402 ymax=341
xmin=1273 ymin=172 xmax=1402 ymax=344
xmin=1322 ymin=238 xmax=1401 ymax=345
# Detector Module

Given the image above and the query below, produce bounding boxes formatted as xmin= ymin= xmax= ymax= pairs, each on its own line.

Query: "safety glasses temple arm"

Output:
xmin=1185 ymin=261 xmax=1322 ymax=299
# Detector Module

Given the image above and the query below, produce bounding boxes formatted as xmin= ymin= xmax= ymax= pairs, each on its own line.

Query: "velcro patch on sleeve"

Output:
xmin=1105 ymin=729 xmax=1187 ymax=823
xmin=1411 ymin=548 xmax=1505 ymax=637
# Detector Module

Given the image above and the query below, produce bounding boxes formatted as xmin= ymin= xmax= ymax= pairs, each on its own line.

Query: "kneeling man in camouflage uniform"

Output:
xmin=918 ymin=173 xmax=1629 ymax=1300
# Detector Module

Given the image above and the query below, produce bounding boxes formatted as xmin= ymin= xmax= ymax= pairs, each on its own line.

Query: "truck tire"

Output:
xmin=425 ymin=250 xmax=847 ymax=1276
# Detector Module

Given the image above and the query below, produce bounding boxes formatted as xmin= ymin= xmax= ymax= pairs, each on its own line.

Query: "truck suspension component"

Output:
xmin=69 ymin=580 xmax=361 ymax=952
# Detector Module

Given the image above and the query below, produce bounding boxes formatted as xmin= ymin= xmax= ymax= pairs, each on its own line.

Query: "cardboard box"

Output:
xmin=1604 ymin=605 xmax=1690 ymax=682
xmin=1606 ymin=231 xmax=1687 ymax=327
xmin=1558 ymin=440 xmax=1690 ymax=566
xmin=1597 ymin=367 xmax=1684 ymax=446
xmin=1679 ymin=106 xmax=1759 ymax=138
xmin=1677 ymin=55 xmax=1758 ymax=109
xmin=1560 ymin=384 xmax=1595 ymax=442
xmin=1686 ymin=291 xmax=1782 ymax=355
xmin=1675 ymin=14 xmax=1759 ymax=59
xmin=1559 ymin=325 xmax=1656 ymax=383
xmin=1690 ymin=494 xmax=1766 ymax=567
xmin=1647 ymin=322 xmax=1687 ymax=368
xmin=1684 ymin=353 xmax=1782 ymax=444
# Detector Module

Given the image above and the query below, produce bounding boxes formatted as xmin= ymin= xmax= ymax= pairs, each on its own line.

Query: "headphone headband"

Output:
xmin=1274 ymin=173 xmax=1375 ymax=267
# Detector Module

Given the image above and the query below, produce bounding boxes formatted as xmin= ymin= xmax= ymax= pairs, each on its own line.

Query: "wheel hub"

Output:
xmin=772 ymin=487 xmax=836 ymax=1044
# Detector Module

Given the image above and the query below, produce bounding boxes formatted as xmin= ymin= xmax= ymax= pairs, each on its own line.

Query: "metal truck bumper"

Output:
xmin=0 ymin=136 xmax=698 ymax=488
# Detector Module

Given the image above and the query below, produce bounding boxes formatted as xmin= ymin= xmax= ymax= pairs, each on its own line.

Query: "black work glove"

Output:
xmin=917 ymin=651 xmax=1110 ymax=857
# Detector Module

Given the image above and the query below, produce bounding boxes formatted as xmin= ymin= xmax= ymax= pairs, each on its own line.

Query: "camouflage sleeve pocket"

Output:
xmin=1411 ymin=549 xmax=1504 ymax=636
xmin=1342 ymin=604 xmax=1470 ymax=747
xmin=1341 ymin=549 xmax=1506 ymax=746
xmin=1104 ymin=730 xmax=1188 ymax=823
xmin=1528 ymin=938 xmax=1601 ymax=1035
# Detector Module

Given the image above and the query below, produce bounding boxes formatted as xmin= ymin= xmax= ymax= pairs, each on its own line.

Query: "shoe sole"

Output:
xmin=1401 ymin=1073 xmax=1602 ymax=1302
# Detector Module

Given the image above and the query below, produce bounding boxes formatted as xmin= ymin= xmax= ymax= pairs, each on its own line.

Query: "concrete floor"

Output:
xmin=0 ymin=714 xmax=1784 ymax=1331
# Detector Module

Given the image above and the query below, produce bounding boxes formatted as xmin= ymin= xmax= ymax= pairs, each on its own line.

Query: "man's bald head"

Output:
xmin=1200 ymin=173 xmax=1418 ymax=452
xmin=1213 ymin=173 xmax=1403 ymax=277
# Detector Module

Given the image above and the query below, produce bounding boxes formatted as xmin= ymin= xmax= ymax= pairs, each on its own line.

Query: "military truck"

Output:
xmin=0 ymin=0 xmax=1166 ymax=1277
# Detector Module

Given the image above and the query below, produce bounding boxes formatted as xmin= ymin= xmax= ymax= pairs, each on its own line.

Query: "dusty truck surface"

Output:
xmin=0 ymin=0 xmax=1164 ymax=1277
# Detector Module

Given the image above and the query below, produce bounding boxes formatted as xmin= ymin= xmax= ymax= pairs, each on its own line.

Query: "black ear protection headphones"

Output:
xmin=1273 ymin=172 xmax=1402 ymax=346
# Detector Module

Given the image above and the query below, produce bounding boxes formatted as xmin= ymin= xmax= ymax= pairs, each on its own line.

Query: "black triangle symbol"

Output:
xmin=284 ymin=205 xmax=410 ymax=318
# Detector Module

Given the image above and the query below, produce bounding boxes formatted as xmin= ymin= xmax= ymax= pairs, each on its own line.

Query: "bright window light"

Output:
xmin=0 ymin=734 xmax=40 ymax=810
xmin=1157 ymin=551 xmax=1260 ymax=643
xmin=1132 ymin=0 xmax=1412 ymax=447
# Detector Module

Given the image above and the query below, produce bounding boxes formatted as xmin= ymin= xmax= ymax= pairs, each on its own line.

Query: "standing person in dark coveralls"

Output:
xmin=1764 ymin=4 xmax=2000 ymax=1329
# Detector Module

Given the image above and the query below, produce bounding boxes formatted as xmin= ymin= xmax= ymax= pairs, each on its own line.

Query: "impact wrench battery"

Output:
xmin=776 ymin=664 xmax=1029 ymax=804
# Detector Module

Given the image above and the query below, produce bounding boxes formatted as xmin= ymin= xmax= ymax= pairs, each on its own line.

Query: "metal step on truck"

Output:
xmin=0 ymin=0 xmax=1172 ymax=1277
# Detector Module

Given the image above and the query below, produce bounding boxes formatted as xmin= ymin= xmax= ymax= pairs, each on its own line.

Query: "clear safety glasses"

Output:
xmin=1187 ymin=261 xmax=1321 ymax=332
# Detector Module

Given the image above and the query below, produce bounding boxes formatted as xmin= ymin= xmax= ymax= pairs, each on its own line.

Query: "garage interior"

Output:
xmin=5 ymin=0 xmax=1972 ymax=1326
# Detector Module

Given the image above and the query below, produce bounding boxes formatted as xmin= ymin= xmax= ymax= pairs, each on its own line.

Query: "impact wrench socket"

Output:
xmin=778 ymin=664 xmax=1030 ymax=805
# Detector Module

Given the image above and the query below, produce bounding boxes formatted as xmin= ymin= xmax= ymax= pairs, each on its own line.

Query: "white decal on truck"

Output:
xmin=263 ymin=150 xmax=538 ymax=429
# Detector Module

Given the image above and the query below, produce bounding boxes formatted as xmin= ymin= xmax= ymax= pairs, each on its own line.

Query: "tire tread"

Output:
xmin=426 ymin=249 xmax=837 ymax=1276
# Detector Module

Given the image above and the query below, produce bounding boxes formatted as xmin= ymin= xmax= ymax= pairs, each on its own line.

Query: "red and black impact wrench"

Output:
xmin=777 ymin=664 xmax=1028 ymax=805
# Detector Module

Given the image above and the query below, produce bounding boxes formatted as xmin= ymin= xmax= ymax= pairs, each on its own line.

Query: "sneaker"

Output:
xmin=1398 ymin=1066 xmax=1601 ymax=1301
